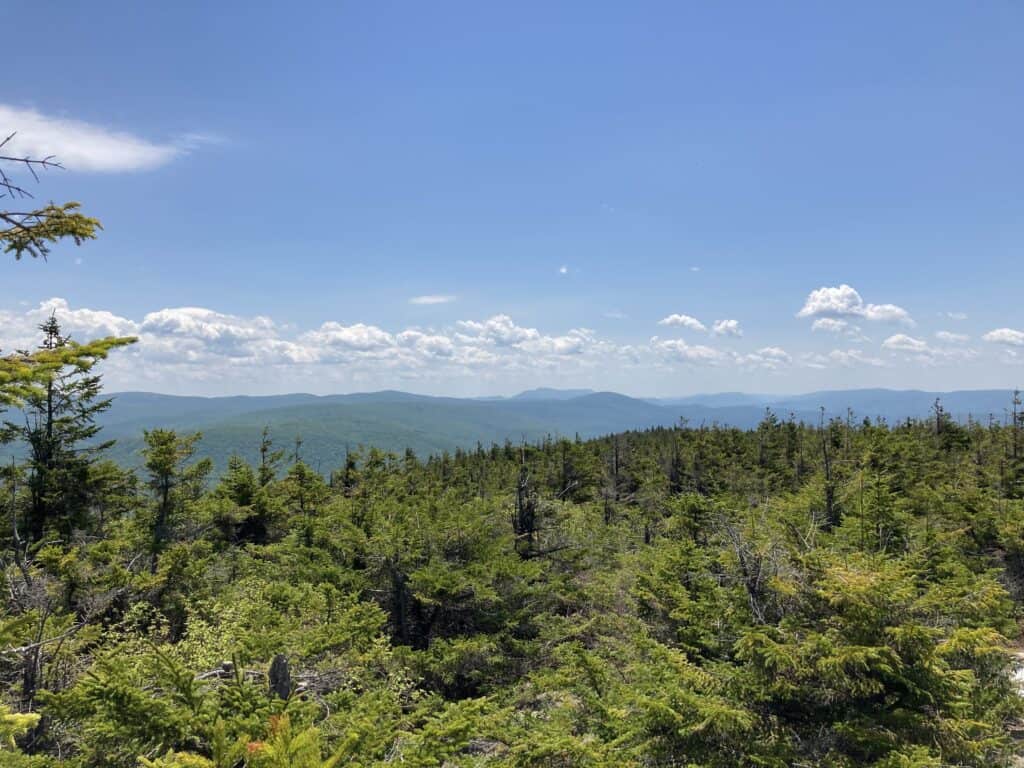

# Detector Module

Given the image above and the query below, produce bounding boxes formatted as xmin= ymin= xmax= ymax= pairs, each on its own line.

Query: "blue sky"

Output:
xmin=2 ymin=1 xmax=1022 ymax=396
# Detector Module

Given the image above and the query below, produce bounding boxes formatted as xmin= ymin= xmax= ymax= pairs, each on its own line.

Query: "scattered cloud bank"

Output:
xmin=0 ymin=104 xmax=213 ymax=172
xmin=0 ymin=299 xmax=799 ymax=393
xmin=0 ymin=293 xmax=1009 ymax=393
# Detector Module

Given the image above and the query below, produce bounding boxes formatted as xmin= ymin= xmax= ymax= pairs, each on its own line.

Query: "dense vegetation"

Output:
xmin=14 ymin=389 xmax=1019 ymax=475
xmin=1 ymin=320 xmax=1023 ymax=767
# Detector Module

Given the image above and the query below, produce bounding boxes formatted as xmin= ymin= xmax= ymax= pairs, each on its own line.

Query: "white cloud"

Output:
xmin=396 ymin=330 xmax=455 ymax=358
xmin=0 ymin=300 xmax=644 ymax=391
xmin=711 ymin=319 xmax=742 ymax=337
xmin=811 ymin=317 xmax=869 ymax=342
xmin=658 ymin=313 xmax=706 ymax=332
xmin=137 ymin=307 xmax=288 ymax=364
xmin=946 ymin=311 xmax=968 ymax=321
xmin=457 ymin=315 xmax=541 ymax=346
xmin=821 ymin=349 xmax=887 ymax=368
xmin=409 ymin=295 xmax=456 ymax=305
xmin=861 ymin=303 xmax=913 ymax=323
xmin=935 ymin=331 xmax=969 ymax=344
xmin=651 ymin=337 xmax=727 ymax=365
xmin=811 ymin=318 xmax=849 ymax=333
xmin=738 ymin=346 xmax=791 ymax=370
xmin=559 ymin=265 xmax=569 ymax=275
xmin=797 ymin=284 xmax=913 ymax=326
xmin=519 ymin=328 xmax=595 ymax=356
xmin=140 ymin=307 xmax=273 ymax=342
xmin=1 ymin=297 xmax=1004 ymax=395
xmin=881 ymin=333 xmax=978 ymax=366
xmin=0 ymin=104 xmax=205 ymax=172
xmin=983 ymin=328 xmax=1024 ymax=347
xmin=34 ymin=297 xmax=137 ymax=339
xmin=882 ymin=334 xmax=929 ymax=353
xmin=304 ymin=321 xmax=395 ymax=352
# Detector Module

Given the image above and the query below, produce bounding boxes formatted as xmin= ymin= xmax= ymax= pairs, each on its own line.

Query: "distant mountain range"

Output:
xmin=3 ymin=388 xmax=1019 ymax=471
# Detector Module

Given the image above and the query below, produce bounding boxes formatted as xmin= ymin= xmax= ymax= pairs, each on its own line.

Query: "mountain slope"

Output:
xmin=94 ymin=391 xmax=688 ymax=469
xmin=4 ymin=387 xmax=1014 ymax=471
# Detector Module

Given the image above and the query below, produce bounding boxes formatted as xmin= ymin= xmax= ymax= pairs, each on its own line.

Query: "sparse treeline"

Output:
xmin=1 ymin=321 xmax=1023 ymax=767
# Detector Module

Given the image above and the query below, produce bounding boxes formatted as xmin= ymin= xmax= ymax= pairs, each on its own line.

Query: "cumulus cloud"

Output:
xmin=134 ymin=307 xmax=294 ymax=365
xmin=652 ymin=337 xmax=789 ymax=370
xmin=34 ymin=297 xmax=137 ymax=339
xmin=797 ymin=284 xmax=913 ymax=326
xmin=409 ymin=295 xmax=456 ymax=305
xmin=811 ymin=317 xmax=870 ymax=342
xmin=304 ymin=322 xmax=395 ymax=352
xmin=983 ymin=328 xmax=1024 ymax=347
xmin=882 ymin=333 xmax=977 ymax=366
xmin=737 ymin=346 xmax=791 ymax=370
xmin=396 ymin=330 xmax=455 ymax=358
xmin=140 ymin=307 xmax=273 ymax=342
xmin=0 ymin=104 xmax=208 ymax=172
xmin=711 ymin=319 xmax=742 ymax=337
xmin=0 ymin=297 xmax=137 ymax=352
xmin=9 ymin=296 xmax=998 ymax=393
xmin=520 ymin=329 xmax=596 ymax=356
xmin=935 ymin=331 xmax=969 ymax=344
xmin=457 ymin=315 xmax=541 ymax=346
xmin=811 ymin=318 xmax=848 ymax=333
xmin=652 ymin=338 xmax=726 ymax=364
xmin=0 ymin=300 xmax=647 ymax=391
xmin=882 ymin=334 xmax=929 ymax=353
xmin=946 ymin=311 xmax=968 ymax=321
xmin=809 ymin=349 xmax=887 ymax=368
xmin=657 ymin=313 xmax=706 ymax=332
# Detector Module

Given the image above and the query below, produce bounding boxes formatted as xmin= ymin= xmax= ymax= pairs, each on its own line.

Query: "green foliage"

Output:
xmin=2 ymin=317 xmax=137 ymax=542
xmin=1 ymin=370 xmax=1023 ymax=766
xmin=2 ymin=202 xmax=100 ymax=260
xmin=0 ymin=703 xmax=40 ymax=748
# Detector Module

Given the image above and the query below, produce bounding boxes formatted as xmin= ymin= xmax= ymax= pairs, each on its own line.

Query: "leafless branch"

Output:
xmin=1 ymin=622 xmax=85 ymax=657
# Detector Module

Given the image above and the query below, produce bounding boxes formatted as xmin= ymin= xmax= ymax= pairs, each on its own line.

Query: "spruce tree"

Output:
xmin=1 ymin=133 xmax=100 ymax=260
xmin=141 ymin=429 xmax=210 ymax=567
xmin=1 ymin=315 xmax=135 ymax=542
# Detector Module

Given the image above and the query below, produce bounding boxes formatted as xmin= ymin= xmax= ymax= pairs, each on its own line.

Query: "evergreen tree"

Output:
xmin=141 ymin=429 xmax=211 ymax=566
xmin=1 ymin=133 xmax=101 ymax=260
xmin=1 ymin=316 xmax=135 ymax=542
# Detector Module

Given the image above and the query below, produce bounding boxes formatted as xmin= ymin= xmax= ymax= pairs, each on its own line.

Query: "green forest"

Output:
xmin=1 ymin=319 xmax=1023 ymax=767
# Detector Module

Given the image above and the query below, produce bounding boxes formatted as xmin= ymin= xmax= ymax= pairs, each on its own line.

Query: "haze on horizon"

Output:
xmin=2 ymin=1 xmax=1021 ymax=398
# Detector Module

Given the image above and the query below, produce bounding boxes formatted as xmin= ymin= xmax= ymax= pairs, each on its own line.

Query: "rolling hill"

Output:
xmin=4 ymin=386 xmax=1004 ymax=471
